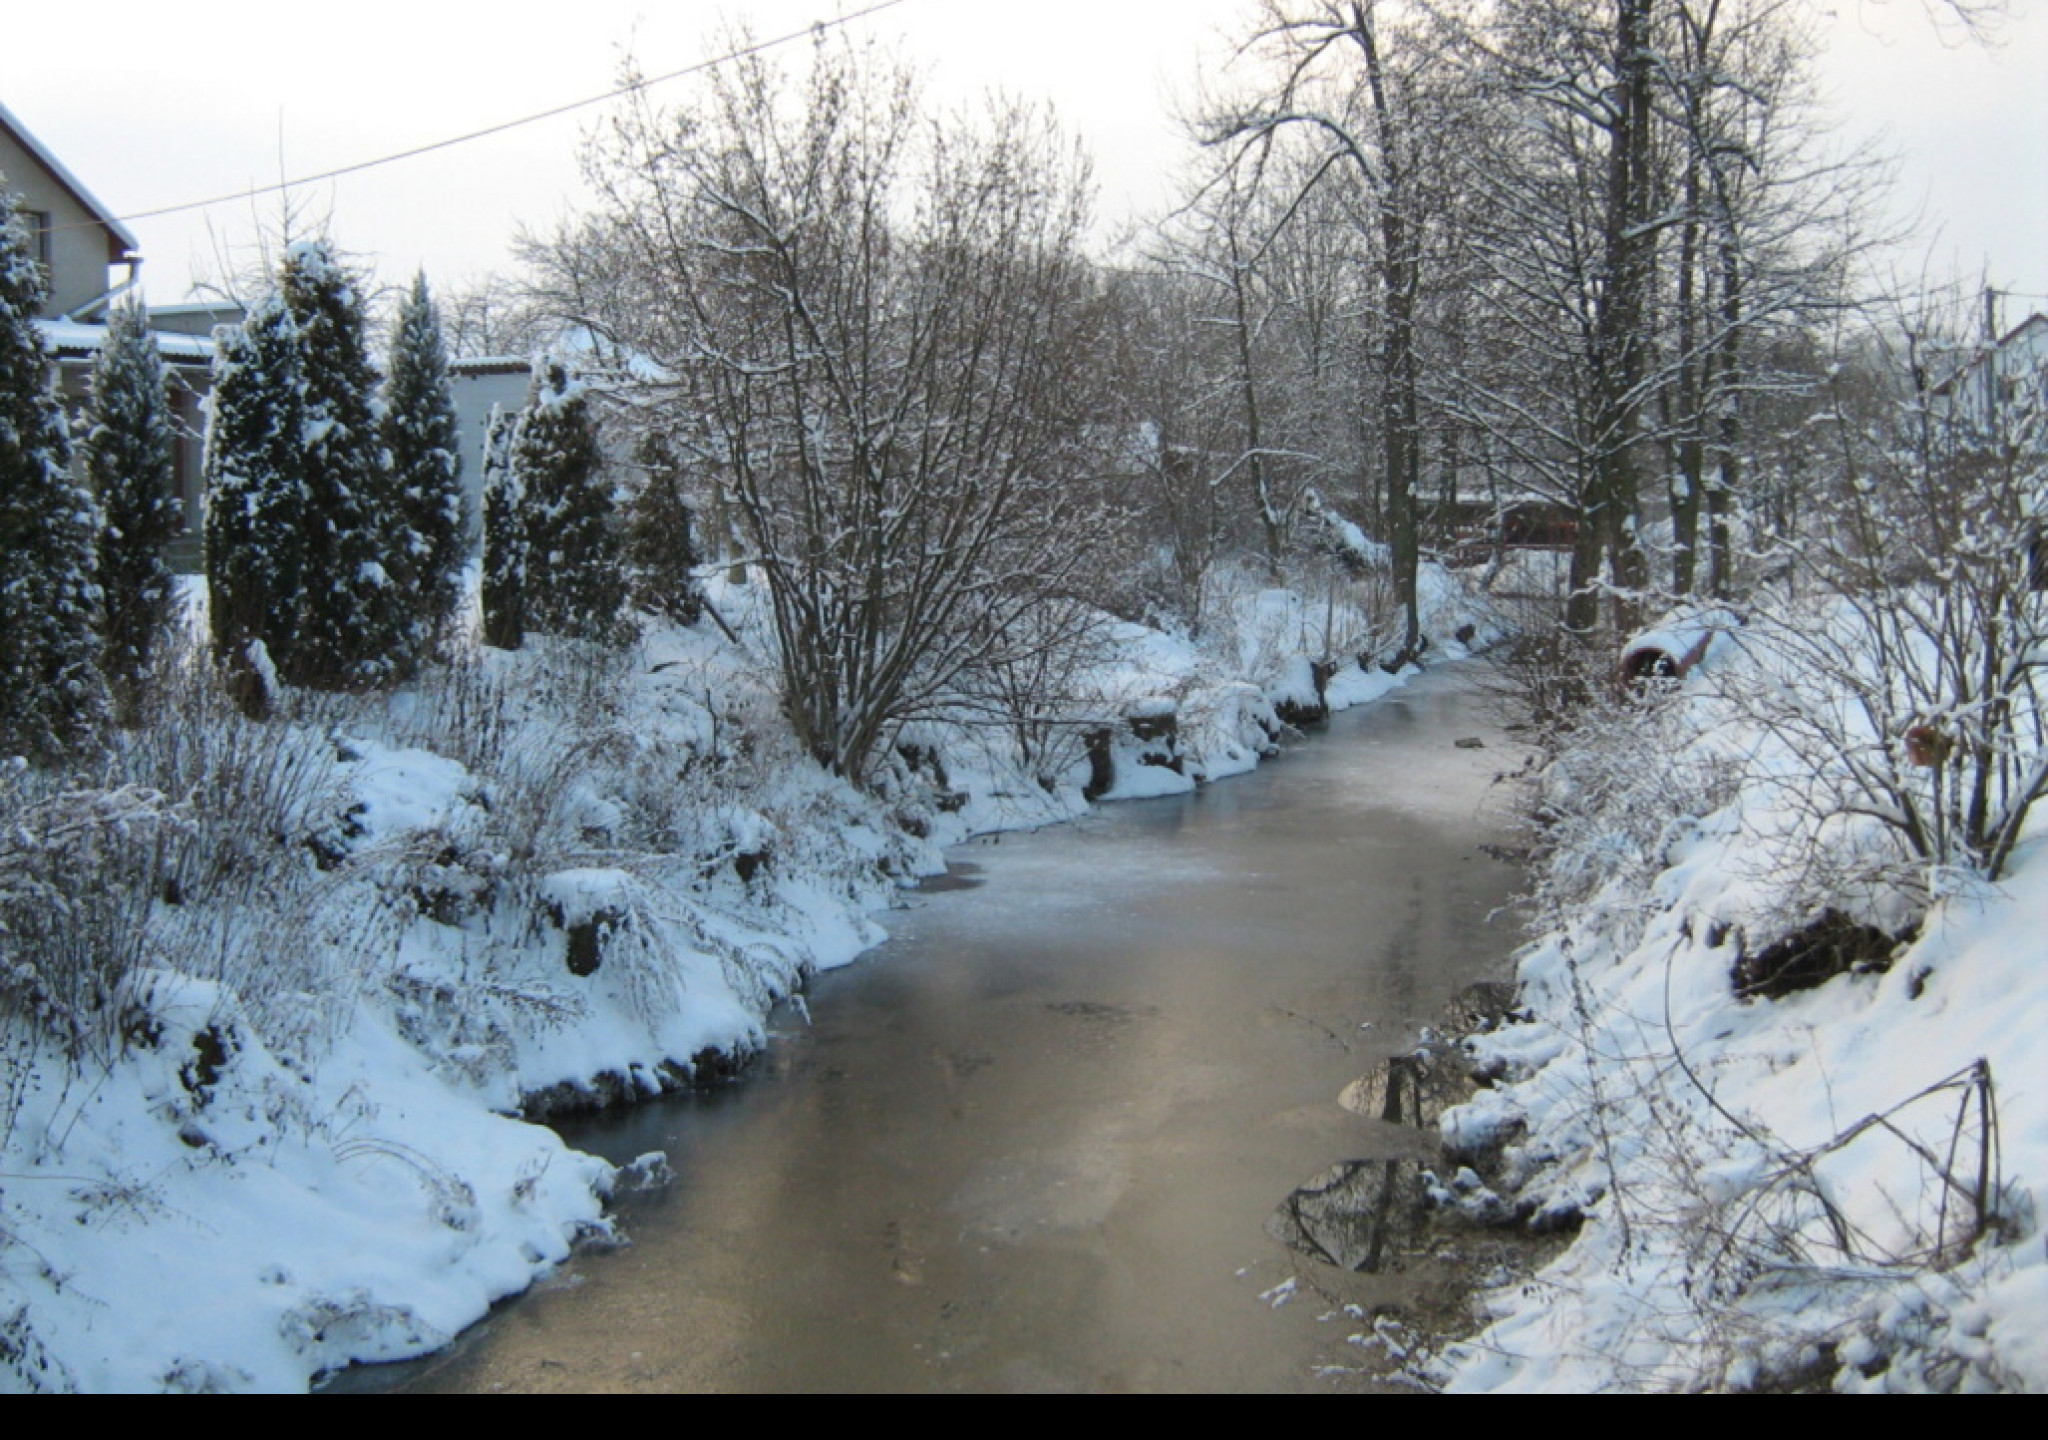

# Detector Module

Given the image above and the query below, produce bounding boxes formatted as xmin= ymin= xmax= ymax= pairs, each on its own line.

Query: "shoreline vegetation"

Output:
xmin=0 ymin=563 xmax=1500 ymax=1393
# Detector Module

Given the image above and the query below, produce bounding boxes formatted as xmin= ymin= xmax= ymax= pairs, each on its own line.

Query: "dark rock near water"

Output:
xmin=520 ymin=1044 xmax=755 ymax=1118
xmin=1733 ymin=909 xmax=1906 ymax=1001
xmin=1082 ymin=704 xmax=1188 ymax=800
xmin=1082 ymin=727 xmax=1115 ymax=802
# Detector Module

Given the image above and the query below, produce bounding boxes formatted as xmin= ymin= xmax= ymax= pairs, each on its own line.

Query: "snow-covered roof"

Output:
xmin=1931 ymin=311 xmax=2048 ymax=398
xmin=552 ymin=325 xmax=674 ymax=384
xmin=0 ymin=99 xmax=141 ymax=256
xmin=451 ymin=355 xmax=533 ymax=377
xmin=34 ymin=317 xmax=215 ymax=364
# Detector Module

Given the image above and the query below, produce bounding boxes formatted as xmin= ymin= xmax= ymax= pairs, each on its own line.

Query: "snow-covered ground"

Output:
xmin=0 ymin=560 xmax=1501 ymax=1393
xmin=1431 ymin=612 xmax=2048 ymax=1394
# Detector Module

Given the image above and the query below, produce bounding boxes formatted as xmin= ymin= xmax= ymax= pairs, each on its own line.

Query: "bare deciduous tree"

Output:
xmin=1739 ymin=300 xmax=2048 ymax=891
xmin=1212 ymin=0 xmax=1460 ymax=666
xmin=543 ymin=39 xmax=1113 ymax=785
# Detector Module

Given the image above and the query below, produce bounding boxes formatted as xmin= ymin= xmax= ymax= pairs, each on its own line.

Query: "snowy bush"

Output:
xmin=560 ymin=42 xmax=1116 ymax=785
xmin=515 ymin=359 xmax=627 ymax=646
xmin=947 ymin=593 xmax=1117 ymax=791
xmin=87 ymin=297 xmax=184 ymax=726
xmin=0 ymin=189 xmax=108 ymax=763
xmin=206 ymin=241 xmax=413 ymax=693
xmin=1442 ymin=600 xmax=2045 ymax=1393
xmin=1662 ymin=378 xmax=2048 ymax=912
xmin=95 ymin=650 xmax=356 ymax=1053
xmin=0 ymin=767 xmax=179 ymax=1068
xmin=1524 ymin=678 xmax=1746 ymax=945
xmin=380 ymin=272 xmax=467 ymax=660
xmin=1 ymin=641 xmax=340 ymax=1075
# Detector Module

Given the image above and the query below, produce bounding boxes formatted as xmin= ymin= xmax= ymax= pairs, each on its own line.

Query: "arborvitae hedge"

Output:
xmin=0 ymin=186 xmax=109 ymax=762
xmin=381 ymin=272 xmax=465 ymax=660
xmin=88 ymin=297 xmax=182 ymax=724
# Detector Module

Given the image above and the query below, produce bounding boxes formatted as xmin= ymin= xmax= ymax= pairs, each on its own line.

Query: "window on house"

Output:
xmin=29 ymin=211 xmax=53 ymax=267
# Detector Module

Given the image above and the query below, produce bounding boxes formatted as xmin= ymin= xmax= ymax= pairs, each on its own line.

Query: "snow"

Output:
xmin=0 ymin=974 xmax=610 ymax=1393
xmin=33 ymin=318 xmax=216 ymax=364
xmin=1428 ymin=619 xmax=2048 ymax=1395
xmin=0 ymin=551 xmax=1510 ymax=1392
xmin=1098 ymin=750 xmax=1197 ymax=801
xmin=1620 ymin=604 xmax=1744 ymax=676
xmin=1268 ymin=653 xmax=1324 ymax=714
xmin=1325 ymin=664 xmax=1403 ymax=710
xmin=344 ymin=741 xmax=470 ymax=836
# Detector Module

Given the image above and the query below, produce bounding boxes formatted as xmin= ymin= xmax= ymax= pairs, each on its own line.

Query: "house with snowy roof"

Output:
xmin=2 ymin=98 xmax=239 ymax=569
xmin=1932 ymin=310 xmax=2048 ymax=440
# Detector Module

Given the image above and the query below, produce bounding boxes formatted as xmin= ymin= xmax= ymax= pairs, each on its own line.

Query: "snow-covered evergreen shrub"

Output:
xmin=516 ymin=358 xmax=626 ymax=644
xmin=0 ymin=185 xmax=109 ymax=764
xmin=87 ymin=296 xmax=183 ymax=725
xmin=204 ymin=241 xmax=408 ymax=694
xmin=480 ymin=406 xmax=526 ymax=650
xmin=621 ymin=428 xmax=702 ymax=627
xmin=278 ymin=241 xmax=406 ymax=689
xmin=204 ymin=290 xmax=303 ymax=702
xmin=380 ymin=272 xmax=465 ymax=658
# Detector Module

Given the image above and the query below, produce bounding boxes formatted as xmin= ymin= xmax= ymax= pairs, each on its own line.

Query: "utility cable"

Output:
xmin=41 ymin=0 xmax=915 ymax=238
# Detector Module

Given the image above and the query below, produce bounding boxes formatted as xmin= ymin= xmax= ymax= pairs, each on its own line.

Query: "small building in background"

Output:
xmin=449 ymin=355 xmax=534 ymax=551
xmin=3 ymin=99 xmax=242 ymax=572
xmin=1933 ymin=310 xmax=2048 ymax=439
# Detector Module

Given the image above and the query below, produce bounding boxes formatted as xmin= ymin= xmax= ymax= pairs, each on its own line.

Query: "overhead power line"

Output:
xmin=69 ymin=0 xmax=914 ymax=236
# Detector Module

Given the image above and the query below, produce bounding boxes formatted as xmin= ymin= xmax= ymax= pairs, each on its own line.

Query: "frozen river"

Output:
xmin=354 ymin=666 xmax=1528 ymax=1393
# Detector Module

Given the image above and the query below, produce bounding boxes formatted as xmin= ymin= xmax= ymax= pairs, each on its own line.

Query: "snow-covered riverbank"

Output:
xmin=0 ymin=564 xmax=1500 ymax=1393
xmin=1429 ymin=620 xmax=2048 ymax=1394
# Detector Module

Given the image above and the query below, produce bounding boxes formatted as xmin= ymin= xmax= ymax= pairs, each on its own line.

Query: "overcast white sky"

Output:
xmin=4 ymin=0 xmax=2043 ymax=317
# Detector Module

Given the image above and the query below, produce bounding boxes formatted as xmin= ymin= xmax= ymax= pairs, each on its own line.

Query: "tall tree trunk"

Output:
xmin=1591 ymin=0 xmax=1657 ymax=636
xmin=1226 ymin=224 xmax=1286 ymax=579
xmin=1566 ymin=462 xmax=1606 ymax=637
xmin=1707 ymin=235 xmax=1742 ymax=598
xmin=1669 ymin=159 xmax=1705 ymax=597
xmin=1355 ymin=2 xmax=1424 ymax=666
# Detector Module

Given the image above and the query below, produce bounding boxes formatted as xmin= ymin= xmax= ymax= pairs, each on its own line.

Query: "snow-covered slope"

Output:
xmin=1436 ymin=622 xmax=2048 ymax=1394
xmin=1 ymin=561 xmax=1502 ymax=1393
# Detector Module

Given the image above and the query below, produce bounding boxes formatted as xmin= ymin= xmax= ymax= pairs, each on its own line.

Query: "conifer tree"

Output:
xmin=622 ymin=428 xmax=703 ymax=626
xmin=205 ymin=240 xmax=407 ymax=694
xmin=277 ymin=241 xmax=400 ymax=688
xmin=380 ymin=271 xmax=465 ymax=658
xmin=0 ymin=186 xmax=109 ymax=763
xmin=88 ymin=296 xmax=182 ymax=724
xmin=480 ymin=406 xmax=526 ymax=650
xmin=518 ymin=358 xmax=625 ymax=643
xmin=204 ymin=290 xmax=304 ymax=688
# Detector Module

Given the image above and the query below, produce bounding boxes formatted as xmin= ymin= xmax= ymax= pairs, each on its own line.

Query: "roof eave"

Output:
xmin=0 ymin=98 xmax=143 ymax=256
